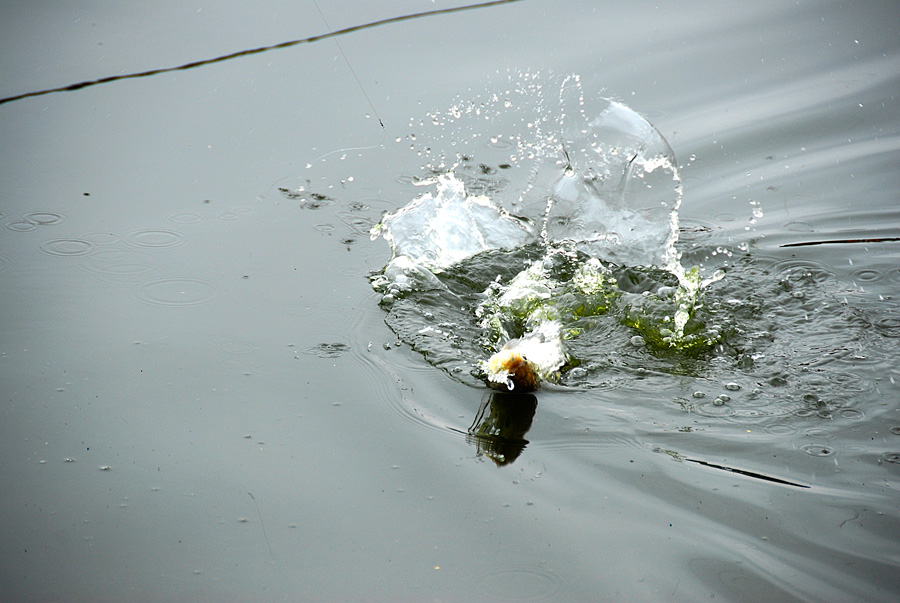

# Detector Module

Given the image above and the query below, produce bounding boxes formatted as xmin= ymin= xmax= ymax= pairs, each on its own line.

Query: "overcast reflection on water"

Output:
xmin=1 ymin=1 xmax=899 ymax=601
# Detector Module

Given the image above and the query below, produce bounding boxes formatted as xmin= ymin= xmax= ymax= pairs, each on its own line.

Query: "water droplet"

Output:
xmin=724 ymin=382 xmax=741 ymax=391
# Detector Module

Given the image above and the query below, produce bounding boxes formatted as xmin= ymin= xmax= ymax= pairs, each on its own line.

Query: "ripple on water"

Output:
xmin=126 ymin=229 xmax=186 ymax=248
xmin=215 ymin=341 xmax=259 ymax=355
xmin=474 ymin=566 xmax=563 ymax=603
xmin=23 ymin=212 xmax=65 ymax=225
xmin=767 ymin=257 xmax=836 ymax=282
xmin=39 ymin=239 xmax=94 ymax=256
xmin=762 ymin=423 xmax=800 ymax=436
xmin=850 ymin=267 xmax=884 ymax=283
xmin=838 ymin=408 xmax=865 ymax=420
xmin=784 ymin=221 xmax=816 ymax=233
xmin=167 ymin=211 xmax=203 ymax=224
xmin=804 ymin=428 xmax=835 ymax=440
xmin=361 ymin=348 xmax=469 ymax=437
xmin=339 ymin=213 xmax=376 ymax=236
xmin=800 ymin=443 xmax=837 ymax=458
xmin=887 ymin=267 xmax=900 ymax=286
xmin=5 ymin=220 xmax=37 ymax=232
xmin=880 ymin=452 xmax=900 ymax=464
xmin=303 ymin=343 xmax=351 ymax=358
xmin=81 ymin=232 xmax=123 ymax=246
xmin=873 ymin=316 xmax=900 ymax=338
xmin=78 ymin=249 xmax=158 ymax=285
xmin=695 ymin=400 xmax=736 ymax=418
xmin=138 ymin=278 xmax=217 ymax=306
xmin=207 ymin=338 xmax=266 ymax=374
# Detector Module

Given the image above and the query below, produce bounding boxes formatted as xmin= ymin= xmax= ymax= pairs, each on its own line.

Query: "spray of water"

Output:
xmin=371 ymin=72 xmax=725 ymax=386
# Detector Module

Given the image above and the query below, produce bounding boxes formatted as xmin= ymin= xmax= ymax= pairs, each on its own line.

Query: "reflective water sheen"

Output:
xmin=1 ymin=1 xmax=899 ymax=601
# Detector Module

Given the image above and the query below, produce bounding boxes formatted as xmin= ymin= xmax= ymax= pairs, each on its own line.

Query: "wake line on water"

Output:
xmin=0 ymin=0 xmax=526 ymax=107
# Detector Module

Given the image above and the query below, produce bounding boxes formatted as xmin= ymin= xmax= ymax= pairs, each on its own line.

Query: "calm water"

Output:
xmin=2 ymin=1 xmax=899 ymax=601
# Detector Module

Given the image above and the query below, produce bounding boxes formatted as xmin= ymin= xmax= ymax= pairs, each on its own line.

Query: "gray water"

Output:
xmin=2 ymin=1 xmax=899 ymax=601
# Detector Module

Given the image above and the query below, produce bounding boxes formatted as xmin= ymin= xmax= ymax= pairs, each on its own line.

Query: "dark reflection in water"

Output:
xmin=467 ymin=391 xmax=537 ymax=466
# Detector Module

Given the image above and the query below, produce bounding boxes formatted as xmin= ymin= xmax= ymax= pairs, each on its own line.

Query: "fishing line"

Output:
xmin=0 ymin=0 xmax=526 ymax=106
xmin=248 ymin=492 xmax=275 ymax=561
xmin=313 ymin=0 xmax=384 ymax=129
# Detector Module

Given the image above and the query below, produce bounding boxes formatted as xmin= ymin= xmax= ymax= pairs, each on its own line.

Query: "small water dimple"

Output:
xmin=890 ymin=426 xmax=900 ymax=436
xmin=304 ymin=343 xmax=352 ymax=358
xmin=138 ymin=278 xmax=217 ymax=306
xmin=801 ymin=444 xmax=836 ymax=457
xmin=39 ymin=239 xmax=94 ymax=256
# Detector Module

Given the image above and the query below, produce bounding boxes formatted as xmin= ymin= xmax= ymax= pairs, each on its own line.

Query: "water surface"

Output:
xmin=1 ymin=1 xmax=899 ymax=601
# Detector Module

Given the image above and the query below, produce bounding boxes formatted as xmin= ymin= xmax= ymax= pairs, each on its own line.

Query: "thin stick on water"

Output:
xmin=313 ymin=0 xmax=385 ymax=129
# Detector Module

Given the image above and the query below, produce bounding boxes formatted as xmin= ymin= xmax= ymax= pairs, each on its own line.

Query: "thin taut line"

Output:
xmin=313 ymin=0 xmax=384 ymax=128
xmin=0 ymin=0 xmax=526 ymax=106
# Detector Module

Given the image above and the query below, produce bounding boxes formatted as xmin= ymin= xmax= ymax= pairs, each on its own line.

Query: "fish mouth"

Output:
xmin=484 ymin=349 xmax=541 ymax=392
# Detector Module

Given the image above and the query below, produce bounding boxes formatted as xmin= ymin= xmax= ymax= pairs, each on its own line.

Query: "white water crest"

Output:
xmin=371 ymin=73 xmax=721 ymax=387
xmin=375 ymin=75 xmax=686 ymax=277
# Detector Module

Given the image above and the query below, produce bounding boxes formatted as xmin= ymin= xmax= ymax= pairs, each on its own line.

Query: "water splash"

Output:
xmin=370 ymin=73 xmax=724 ymax=388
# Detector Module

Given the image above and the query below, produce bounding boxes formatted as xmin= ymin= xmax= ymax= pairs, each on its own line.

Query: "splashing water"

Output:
xmin=370 ymin=73 xmax=724 ymax=389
